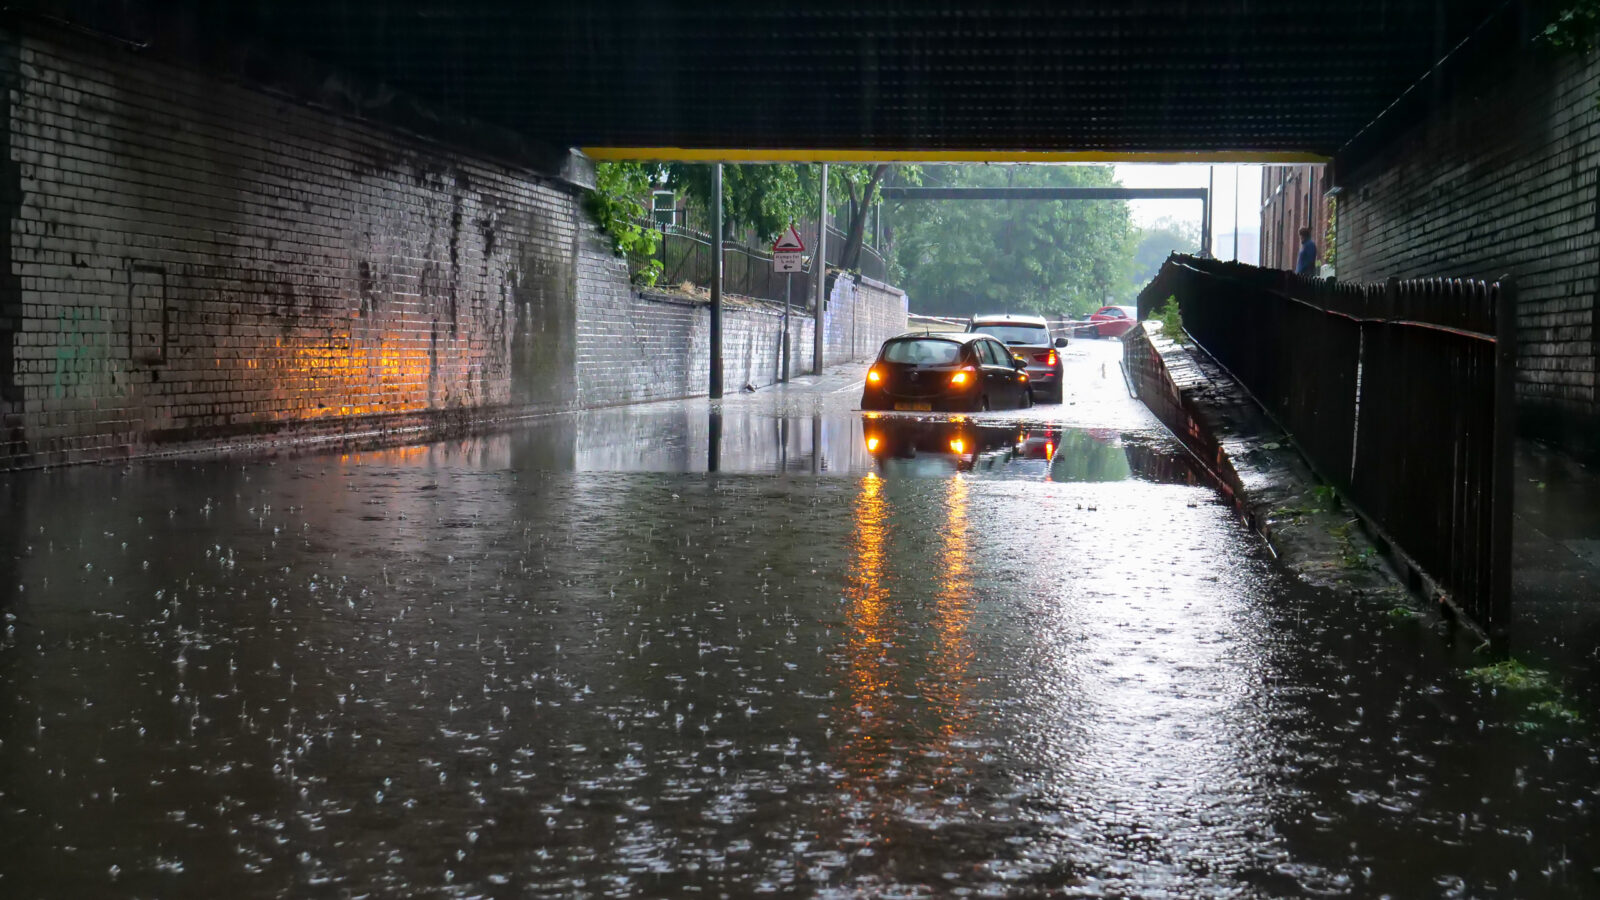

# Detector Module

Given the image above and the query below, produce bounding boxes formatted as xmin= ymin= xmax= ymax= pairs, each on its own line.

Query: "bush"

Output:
xmin=1152 ymin=295 xmax=1185 ymax=343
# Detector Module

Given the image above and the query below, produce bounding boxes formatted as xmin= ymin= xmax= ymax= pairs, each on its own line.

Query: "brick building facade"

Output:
xmin=0 ymin=24 xmax=906 ymax=469
xmin=1260 ymin=165 xmax=1333 ymax=274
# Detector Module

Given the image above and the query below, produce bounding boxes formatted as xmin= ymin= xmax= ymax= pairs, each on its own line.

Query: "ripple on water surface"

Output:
xmin=0 ymin=416 xmax=1596 ymax=898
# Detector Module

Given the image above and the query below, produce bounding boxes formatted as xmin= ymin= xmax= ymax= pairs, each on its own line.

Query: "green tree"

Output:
xmin=1128 ymin=216 xmax=1201 ymax=291
xmin=586 ymin=161 xmax=663 ymax=285
xmin=887 ymin=165 xmax=1134 ymax=318
xmin=664 ymin=163 xmax=812 ymax=241
xmin=664 ymin=163 xmax=919 ymax=273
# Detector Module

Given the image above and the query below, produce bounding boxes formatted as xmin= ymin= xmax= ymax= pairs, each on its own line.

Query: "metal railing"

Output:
xmin=1138 ymin=255 xmax=1515 ymax=635
xmin=636 ymin=221 xmax=887 ymax=304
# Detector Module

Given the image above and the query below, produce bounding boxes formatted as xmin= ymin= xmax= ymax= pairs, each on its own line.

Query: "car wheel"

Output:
xmin=1021 ymin=389 xmax=1034 ymax=409
xmin=980 ymin=396 xmax=991 ymax=412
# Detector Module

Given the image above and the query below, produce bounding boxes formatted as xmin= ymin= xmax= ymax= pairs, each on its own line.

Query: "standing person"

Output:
xmin=1295 ymin=226 xmax=1318 ymax=276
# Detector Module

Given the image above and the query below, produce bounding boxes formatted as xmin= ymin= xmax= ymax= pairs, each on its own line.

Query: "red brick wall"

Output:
xmin=1259 ymin=164 xmax=1332 ymax=273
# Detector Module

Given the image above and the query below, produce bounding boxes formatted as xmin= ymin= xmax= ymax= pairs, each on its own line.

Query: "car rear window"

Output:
xmin=882 ymin=339 xmax=962 ymax=365
xmin=971 ymin=324 xmax=1049 ymax=345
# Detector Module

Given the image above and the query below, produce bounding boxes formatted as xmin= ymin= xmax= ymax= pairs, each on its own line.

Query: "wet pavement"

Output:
xmin=1 ymin=340 xmax=1597 ymax=898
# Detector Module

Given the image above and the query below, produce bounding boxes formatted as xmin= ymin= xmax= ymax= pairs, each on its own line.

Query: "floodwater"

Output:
xmin=1 ymin=342 xmax=1596 ymax=898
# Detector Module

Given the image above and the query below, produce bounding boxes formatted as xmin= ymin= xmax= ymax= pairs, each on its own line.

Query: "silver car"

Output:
xmin=966 ymin=314 xmax=1068 ymax=404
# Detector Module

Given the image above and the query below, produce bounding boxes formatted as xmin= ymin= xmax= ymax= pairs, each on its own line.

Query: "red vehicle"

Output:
xmin=1074 ymin=305 xmax=1138 ymax=339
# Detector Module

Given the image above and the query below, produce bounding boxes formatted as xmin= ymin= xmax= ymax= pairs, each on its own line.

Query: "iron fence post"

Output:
xmin=1490 ymin=277 xmax=1516 ymax=641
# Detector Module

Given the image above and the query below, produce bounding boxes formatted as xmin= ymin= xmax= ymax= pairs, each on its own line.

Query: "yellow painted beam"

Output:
xmin=580 ymin=147 xmax=1330 ymax=164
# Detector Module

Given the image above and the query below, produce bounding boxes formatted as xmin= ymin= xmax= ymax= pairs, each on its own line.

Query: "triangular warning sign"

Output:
xmin=772 ymin=225 xmax=805 ymax=253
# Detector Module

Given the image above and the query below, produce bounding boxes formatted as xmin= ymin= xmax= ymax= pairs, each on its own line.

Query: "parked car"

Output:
xmin=1074 ymin=305 xmax=1138 ymax=339
xmin=966 ymin=313 xmax=1069 ymax=404
xmin=860 ymin=332 xmax=1033 ymax=412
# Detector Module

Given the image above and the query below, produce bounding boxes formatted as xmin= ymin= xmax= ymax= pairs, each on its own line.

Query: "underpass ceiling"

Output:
xmin=38 ymin=1 xmax=1518 ymax=159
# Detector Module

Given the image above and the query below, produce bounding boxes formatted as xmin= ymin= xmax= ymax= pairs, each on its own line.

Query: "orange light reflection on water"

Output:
xmin=834 ymin=471 xmax=980 ymax=845
xmin=843 ymin=473 xmax=892 ymax=744
xmin=925 ymin=476 xmax=975 ymax=735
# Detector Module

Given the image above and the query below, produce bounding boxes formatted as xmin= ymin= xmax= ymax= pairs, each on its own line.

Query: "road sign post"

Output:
xmin=773 ymin=225 xmax=805 ymax=383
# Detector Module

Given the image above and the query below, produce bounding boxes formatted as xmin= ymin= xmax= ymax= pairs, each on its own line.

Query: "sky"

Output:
xmin=1114 ymin=164 xmax=1262 ymax=263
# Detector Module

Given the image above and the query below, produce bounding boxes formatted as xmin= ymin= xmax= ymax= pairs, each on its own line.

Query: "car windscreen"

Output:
xmin=881 ymin=339 xmax=963 ymax=365
xmin=971 ymin=324 xmax=1049 ymax=345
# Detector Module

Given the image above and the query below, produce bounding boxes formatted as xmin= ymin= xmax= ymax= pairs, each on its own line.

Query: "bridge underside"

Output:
xmin=29 ymin=0 xmax=1509 ymax=159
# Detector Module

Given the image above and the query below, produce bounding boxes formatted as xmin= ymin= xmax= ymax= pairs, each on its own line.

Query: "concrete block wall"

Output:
xmin=1336 ymin=48 xmax=1600 ymax=451
xmin=574 ymin=241 xmax=906 ymax=409
xmin=823 ymin=275 xmax=910 ymax=367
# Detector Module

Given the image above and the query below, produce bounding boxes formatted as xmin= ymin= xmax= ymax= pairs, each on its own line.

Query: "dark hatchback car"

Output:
xmin=860 ymin=332 xmax=1033 ymax=412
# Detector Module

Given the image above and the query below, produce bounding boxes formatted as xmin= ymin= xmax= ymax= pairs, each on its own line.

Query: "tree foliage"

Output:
xmin=585 ymin=162 xmax=663 ymax=286
xmin=664 ymin=163 xmax=813 ymax=241
xmin=887 ymin=165 xmax=1135 ymax=318
xmin=1540 ymin=0 xmax=1600 ymax=53
xmin=1129 ymin=216 xmax=1201 ymax=291
xmin=663 ymin=163 xmax=919 ymax=274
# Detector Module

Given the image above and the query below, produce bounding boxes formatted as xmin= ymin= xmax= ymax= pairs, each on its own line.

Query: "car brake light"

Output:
xmin=1045 ymin=441 xmax=1055 ymax=459
xmin=950 ymin=366 xmax=975 ymax=386
xmin=1033 ymin=350 xmax=1058 ymax=366
xmin=867 ymin=368 xmax=882 ymax=384
xmin=1047 ymin=350 xmax=1057 ymax=366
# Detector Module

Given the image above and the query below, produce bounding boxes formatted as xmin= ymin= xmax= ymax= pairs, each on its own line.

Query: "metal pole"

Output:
xmin=707 ymin=410 xmax=722 ymax=473
xmin=813 ymin=164 xmax=828 ymax=376
xmin=710 ymin=163 xmax=723 ymax=399
xmin=782 ymin=272 xmax=791 ymax=382
xmin=811 ymin=413 xmax=823 ymax=474
xmin=1232 ymin=166 xmax=1240 ymax=262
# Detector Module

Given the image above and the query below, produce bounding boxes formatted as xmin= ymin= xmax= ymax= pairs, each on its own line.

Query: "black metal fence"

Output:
xmin=638 ymin=221 xmax=888 ymax=304
xmin=1138 ymin=255 xmax=1515 ymax=635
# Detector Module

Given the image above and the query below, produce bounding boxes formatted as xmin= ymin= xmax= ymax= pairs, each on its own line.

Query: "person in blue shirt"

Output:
xmin=1295 ymin=226 xmax=1318 ymax=276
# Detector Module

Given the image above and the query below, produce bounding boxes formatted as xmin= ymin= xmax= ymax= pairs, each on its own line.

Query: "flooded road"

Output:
xmin=1 ymin=341 xmax=1596 ymax=898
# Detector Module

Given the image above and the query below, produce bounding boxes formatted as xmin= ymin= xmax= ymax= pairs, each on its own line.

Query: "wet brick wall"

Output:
xmin=0 ymin=26 xmax=910 ymax=469
xmin=1336 ymin=49 xmax=1600 ymax=453
xmin=0 ymin=27 xmax=588 ymax=468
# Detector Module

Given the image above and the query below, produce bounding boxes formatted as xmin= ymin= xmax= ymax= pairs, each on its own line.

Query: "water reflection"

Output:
xmin=2 ymin=401 xmax=1598 ymax=897
xmin=927 ymin=477 xmax=976 ymax=739
xmin=860 ymin=415 xmax=1199 ymax=484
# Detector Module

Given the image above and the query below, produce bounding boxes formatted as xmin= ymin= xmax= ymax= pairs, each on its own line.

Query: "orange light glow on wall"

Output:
xmin=284 ymin=332 xmax=437 ymax=420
